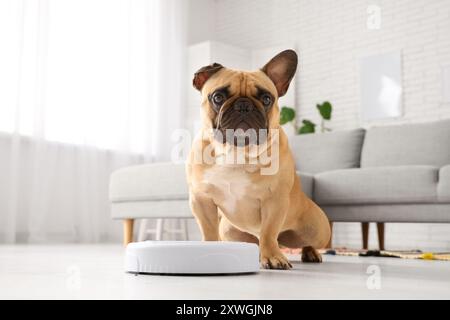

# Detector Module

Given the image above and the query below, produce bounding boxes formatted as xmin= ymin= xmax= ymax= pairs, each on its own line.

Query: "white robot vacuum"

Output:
xmin=125 ymin=241 xmax=260 ymax=275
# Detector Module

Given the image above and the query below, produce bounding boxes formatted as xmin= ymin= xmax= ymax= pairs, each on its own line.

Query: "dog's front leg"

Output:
xmin=189 ymin=193 xmax=219 ymax=241
xmin=259 ymin=197 xmax=292 ymax=270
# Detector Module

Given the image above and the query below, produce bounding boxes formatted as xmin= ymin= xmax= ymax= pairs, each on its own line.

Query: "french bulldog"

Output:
xmin=186 ymin=50 xmax=331 ymax=269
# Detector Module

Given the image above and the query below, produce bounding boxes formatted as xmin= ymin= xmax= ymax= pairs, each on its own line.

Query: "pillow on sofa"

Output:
xmin=361 ymin=119 xmax=450 ymax=168
xmin=288 ymin=128 xmax=366 ymax=174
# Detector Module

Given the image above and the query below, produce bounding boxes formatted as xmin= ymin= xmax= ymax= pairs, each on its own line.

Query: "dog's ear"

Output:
xmin=193 ymin=63 xmax=224 ymax=91
xmin=261 ymin=50 xmax=298 ymax=97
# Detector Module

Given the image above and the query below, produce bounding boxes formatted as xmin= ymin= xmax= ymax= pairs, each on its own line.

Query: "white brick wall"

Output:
xmin=185 ymin=0 xmax=450 ymax=251
xmin=214 ymin=0 xmax=450 ymax=129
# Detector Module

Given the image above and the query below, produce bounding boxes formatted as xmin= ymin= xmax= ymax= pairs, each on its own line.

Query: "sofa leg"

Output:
xmin=361 ymin=222 xmax=369 ymax=250
xmin=123 ymin=219 xmax=134 ymax=246
xmin=326 ymin=221 xmax=333 ymax=248
xmin=377 ymin=222 xmax=385 ymax=251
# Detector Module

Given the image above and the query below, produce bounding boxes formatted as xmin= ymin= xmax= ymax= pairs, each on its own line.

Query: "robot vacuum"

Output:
xmin=125 ymin=241 xmax=260 ymax=275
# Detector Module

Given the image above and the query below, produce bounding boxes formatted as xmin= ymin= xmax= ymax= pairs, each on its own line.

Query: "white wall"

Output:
xmin=214 ymin=0 xmax=450 ymax=130
xmin=187 ymin=0 xmax=215 ymax=45
xmin=185 ymin=0 xmax=450 ymax=251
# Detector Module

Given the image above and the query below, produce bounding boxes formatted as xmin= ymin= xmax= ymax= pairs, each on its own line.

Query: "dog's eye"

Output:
xmin=212 ymin=92 xmax=225 ymax=105
xmin=261 ymin=94 xmax=272 ymax=108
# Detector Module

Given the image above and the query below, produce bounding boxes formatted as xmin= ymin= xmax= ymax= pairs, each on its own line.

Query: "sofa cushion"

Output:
xmin=109 ymin=162 xmax=189 ymax=202
xmin=314 ymin=166 xmax=438 ymax=205
xmin=289 ymin=128 xmax=365 ymax=174
xmin=110 ymin=164 xmax=314 ymax=203
xmin=438 ymin=165 xmax=450 ymax=203
xmin=361 ymin=119 xmax=450 ymax=168
xmin=297 ymin=171 xmax=313 ymax=198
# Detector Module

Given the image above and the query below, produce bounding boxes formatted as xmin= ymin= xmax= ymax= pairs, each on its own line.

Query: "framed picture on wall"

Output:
xmin=360 ymin=52 xmax=403 ymax=121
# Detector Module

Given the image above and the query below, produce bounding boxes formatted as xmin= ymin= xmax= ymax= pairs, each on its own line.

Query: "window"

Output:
xmin=0 ymin=0 xmax=151 ymax=153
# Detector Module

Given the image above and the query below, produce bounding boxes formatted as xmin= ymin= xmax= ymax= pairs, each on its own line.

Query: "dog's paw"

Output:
xmin=260 ymin=252 xmax=292 ymax=270
xmin=301 ymin=246 xmax=322 ymax=263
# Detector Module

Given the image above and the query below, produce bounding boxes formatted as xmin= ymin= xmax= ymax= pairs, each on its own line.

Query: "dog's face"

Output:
xmin=193 ymin=50 xmax=297 ymax=146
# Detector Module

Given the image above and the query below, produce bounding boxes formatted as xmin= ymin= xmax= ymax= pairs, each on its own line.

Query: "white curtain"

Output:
xmin=0 ymin=0 xmax=187 ymax=243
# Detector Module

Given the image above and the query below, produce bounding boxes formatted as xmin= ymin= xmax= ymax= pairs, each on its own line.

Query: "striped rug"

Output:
xmin=281 ymin=248 xmax=450 ymax=261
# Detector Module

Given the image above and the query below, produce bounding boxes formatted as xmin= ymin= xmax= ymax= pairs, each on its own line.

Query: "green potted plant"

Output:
xmin=280 ymin=101 xmax=333 ymax=135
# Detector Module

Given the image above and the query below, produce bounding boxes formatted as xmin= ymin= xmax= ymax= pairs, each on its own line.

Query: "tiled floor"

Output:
xmin=1 ymin=244 xmax=449 ymax=299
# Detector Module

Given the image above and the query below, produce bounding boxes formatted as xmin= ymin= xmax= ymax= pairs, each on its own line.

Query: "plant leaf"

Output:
xmin=317 ymin=101 xmax=332 ymax=120
xmin=298 ymin=119 xmax=316 ymax=134
xmin=279 ymin=106 xmax=296 ymax=125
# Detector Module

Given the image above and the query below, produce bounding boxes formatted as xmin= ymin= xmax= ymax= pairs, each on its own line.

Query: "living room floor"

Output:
xmin=1 ymin=244 xmax=449 ymax=299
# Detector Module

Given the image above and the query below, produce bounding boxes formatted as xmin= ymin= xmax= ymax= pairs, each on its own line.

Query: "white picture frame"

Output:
xmin=360 ymin=52 xmax=403 ymax=121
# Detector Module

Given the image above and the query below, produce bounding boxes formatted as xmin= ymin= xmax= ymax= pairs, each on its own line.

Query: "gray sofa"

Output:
xmin=110 ymin=119 xmax=450 ymax=247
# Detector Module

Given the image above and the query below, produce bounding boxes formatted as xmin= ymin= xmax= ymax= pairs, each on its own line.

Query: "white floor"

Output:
xmin=0 ymin=244 xmax=449 ymax=300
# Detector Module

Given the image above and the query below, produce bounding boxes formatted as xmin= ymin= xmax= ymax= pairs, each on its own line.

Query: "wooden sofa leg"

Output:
xmin=123 ymin=219 xmax=134 ymax=246
xmin=377 ymin=222 xmax=385 ymax=251
xmin=361 ymin=222 xmax=369 ymax=250
xmin=326 ymin=221 xmax=333 ymax=248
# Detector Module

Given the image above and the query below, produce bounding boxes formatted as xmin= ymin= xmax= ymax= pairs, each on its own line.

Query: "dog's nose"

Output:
xmin=233 ymin=98 xmax=254 ymax=114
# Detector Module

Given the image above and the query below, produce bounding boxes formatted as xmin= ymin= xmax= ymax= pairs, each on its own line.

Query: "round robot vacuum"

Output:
xmin=125 ymin=241 xmax=260 ymax=275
